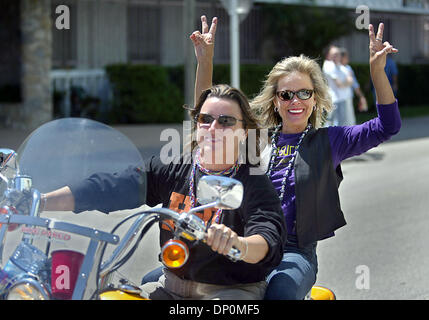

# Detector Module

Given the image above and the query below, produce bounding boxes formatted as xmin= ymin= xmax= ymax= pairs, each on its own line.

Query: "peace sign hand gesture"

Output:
xmin=368 ymin=23 xmax=398 ymax=104
xmin=190 ymin=15 xmax=218 ymax=63
xmin=368 ymin=23 xmax=398 ymax=72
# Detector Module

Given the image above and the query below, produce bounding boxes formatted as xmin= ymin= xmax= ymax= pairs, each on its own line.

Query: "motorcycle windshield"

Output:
xmin=0 ymin=119 xmax=157 ymax=299
xmin=16 ymin=118 xmax=144 ymax=194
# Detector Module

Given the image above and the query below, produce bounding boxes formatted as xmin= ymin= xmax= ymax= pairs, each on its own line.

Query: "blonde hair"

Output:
xmin=251 ymin=54 xmax=333 ymax=129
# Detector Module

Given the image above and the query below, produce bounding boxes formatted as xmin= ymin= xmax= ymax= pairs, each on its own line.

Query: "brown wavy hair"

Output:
xmin=186 ymin=84 xmax=263 ymax=165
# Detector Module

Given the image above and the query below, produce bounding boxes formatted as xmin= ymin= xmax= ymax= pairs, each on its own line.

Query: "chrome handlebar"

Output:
xmin=0 ymin=186 xmax=242 ymax=298
xmin=99 ymin=206 xmax=242 ymax=283
xmin=175 ymin=209 xmax=242 ymax=262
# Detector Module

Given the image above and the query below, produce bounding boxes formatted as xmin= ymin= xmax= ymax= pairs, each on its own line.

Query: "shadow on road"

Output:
xmin=388 ymin=115 xmax=429 ymax=143
xmin=343 ymin=151 xmax=385 ymax=163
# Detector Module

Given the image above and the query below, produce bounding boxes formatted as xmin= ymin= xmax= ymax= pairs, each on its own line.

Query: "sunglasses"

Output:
xmin=195 ymin=113 xmax=244 ymax=127
xmin=276 ymin=89 xmax=314 ymax=101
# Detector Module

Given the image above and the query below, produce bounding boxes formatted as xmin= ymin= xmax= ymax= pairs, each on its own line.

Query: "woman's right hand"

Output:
xmin=206 ymin=223 xmax=239 ymax=257
xmin=190 ymin=15 xmax=217 ymax=63
xmin=368 ymin=22 xmax=398 ymax=105
xmin=368 ymin=23 xmax=398 ymax=73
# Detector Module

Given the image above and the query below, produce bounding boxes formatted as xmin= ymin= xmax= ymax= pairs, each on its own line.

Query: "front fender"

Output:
xmin=99 ymin=290 xmax=147 ymax=300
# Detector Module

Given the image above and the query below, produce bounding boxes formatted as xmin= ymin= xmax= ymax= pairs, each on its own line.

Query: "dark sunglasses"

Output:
xmin=195 ymin=113 xmax=244 ymax=127
xmin=276 ymin=89 xmax=314 ymax=101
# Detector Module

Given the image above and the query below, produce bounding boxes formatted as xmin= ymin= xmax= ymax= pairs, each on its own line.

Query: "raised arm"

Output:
xmin=328 ymin=23 xmax=401 ymax=166
xmin=369 ymin=23 xmax=398 ymax=105
xmin=190 ymin=15 xmax=217 ymax=103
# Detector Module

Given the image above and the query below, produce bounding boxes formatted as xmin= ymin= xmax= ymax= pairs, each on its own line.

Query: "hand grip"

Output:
xmin=227 ymin=246 xmax=241 ymax=262
xmin=202 ymin=239 xmax=241 ymax=262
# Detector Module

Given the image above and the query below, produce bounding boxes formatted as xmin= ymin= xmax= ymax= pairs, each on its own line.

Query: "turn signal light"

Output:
xmin=0 ymin=206 xmax=19 ymax=231
xmin=161 ymin=239 xmax=189 ymax=269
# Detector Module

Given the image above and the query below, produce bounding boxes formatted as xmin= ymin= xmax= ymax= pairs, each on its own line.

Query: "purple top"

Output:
xmin=270 ymin=101 xmax=401 ymax=236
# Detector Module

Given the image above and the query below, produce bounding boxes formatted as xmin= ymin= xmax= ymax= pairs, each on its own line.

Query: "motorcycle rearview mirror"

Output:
xmin=0 ymin=149 xmax=18 ymax=172
xmin=196 ymin=176 xmax=243 ymax=210
xmin=0 ymin=149 xmax=19 ymax=186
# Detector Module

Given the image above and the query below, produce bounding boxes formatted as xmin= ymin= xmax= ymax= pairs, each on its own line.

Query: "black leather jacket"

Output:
xmin=260 ymin=127 xmax=347 ymax=248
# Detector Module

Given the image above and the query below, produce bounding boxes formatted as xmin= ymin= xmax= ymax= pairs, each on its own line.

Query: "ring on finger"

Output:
xmin=376 ymin=37 xmax=383 ymax=41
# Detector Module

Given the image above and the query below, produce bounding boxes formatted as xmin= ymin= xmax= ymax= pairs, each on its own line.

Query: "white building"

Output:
xmin=1 ymin=0 xmax=428 ymax=128
xmin=50 ymin=0 xmax=429 ymax=68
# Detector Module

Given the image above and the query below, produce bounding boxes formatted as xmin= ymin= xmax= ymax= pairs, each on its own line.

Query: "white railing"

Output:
xmin=50 ymin=69 xmax=110 ymax=117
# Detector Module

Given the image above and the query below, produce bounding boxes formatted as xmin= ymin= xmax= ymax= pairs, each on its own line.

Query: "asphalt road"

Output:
xmin=112 ymin=116 xmax=429 ymax=300
xmin=1 ymin=115 xmax=428 ymax=299
xmin=316 ymin=134 xmax=429 ymax=300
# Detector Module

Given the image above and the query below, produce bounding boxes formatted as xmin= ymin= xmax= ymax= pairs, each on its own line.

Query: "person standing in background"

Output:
xmin=340 ymin=47 xmax=368 ymax=125
xmin=322 ymin=46 xmax=354 ymax=126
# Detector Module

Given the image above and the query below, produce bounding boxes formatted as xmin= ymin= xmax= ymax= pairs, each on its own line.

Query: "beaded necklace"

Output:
xmin=267 ymin=123 xmax=312 ymax=202
xmin=188 ymin=148 xmax=241 ymax=223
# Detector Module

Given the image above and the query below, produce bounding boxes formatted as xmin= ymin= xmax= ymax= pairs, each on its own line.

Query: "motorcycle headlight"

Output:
xmin=6 ymin=278 xmax=50 ymax=300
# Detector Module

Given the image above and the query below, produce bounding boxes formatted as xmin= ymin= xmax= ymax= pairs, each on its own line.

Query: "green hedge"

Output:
xmin=397 ymin=64 xmax=429 ymax=106
xmin=105 ymin=62 xmax=428 ymax=124
xmin=105 ymin=63 xmax=275 ymax=124
xmin=105 ymin=64 xmax=184 ymax=124
xmin=212 ymin=64 xmax=275 ymax=100
xmin=346 ymin=63 xmax=429 ymax=110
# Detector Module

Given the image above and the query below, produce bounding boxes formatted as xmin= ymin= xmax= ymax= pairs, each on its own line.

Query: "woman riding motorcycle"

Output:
xmin=40 ymin=84 xmax=287 ymax=300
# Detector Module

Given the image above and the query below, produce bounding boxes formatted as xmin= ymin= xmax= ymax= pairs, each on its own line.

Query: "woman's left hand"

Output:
xmin=190 ymin=15 xmax=217 ymax=63
xmin=369 ymin=23 xmax=398 ymax=72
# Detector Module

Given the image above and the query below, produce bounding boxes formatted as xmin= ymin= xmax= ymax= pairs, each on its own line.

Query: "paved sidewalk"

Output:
xmin=1 ymin=115 xmax=428 ymax=157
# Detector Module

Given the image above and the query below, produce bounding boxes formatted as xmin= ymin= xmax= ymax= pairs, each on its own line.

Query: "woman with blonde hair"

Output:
xmin=251 ymin=54 xmax=333 ymax=131
xmin=191 ymin=16 xmax=401 ymax=299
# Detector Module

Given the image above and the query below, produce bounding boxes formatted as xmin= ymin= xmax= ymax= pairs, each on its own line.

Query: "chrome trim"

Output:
xmin=118 ymin=282 xmax=141 ymax=294
xmin=29 ymin=189 xmax=41 ymax=218
xmin=187 ymin=201 xmax=217 ymax=215
xmin=72 ymin=239 xmax=98 ymax=300
xmin=0 ymin=215 xmax=118 ymax=244
xmin=0 ymin=149 xmax=17 ymax=173
xmin=14 ymin=175 xmax=32 ymax=193
xmin=99 ymin=213 xmax=153 ymax=277
xmin=176 ymin=212 xmax=206 ymax=241
xmin=99 ymin=208 xmax=180 ymax=277
xmin=0 ymin=216 xmax=9 ymax=265
xmin=161 ymin=240 xmax=189 ymax=268
xmin=6 ymin=276 xmax=50 ymax=300
xmin=24 ymin=190 xmax=41 ymax=245
xmin=0 ymin=172 xmax=8 ymax=185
